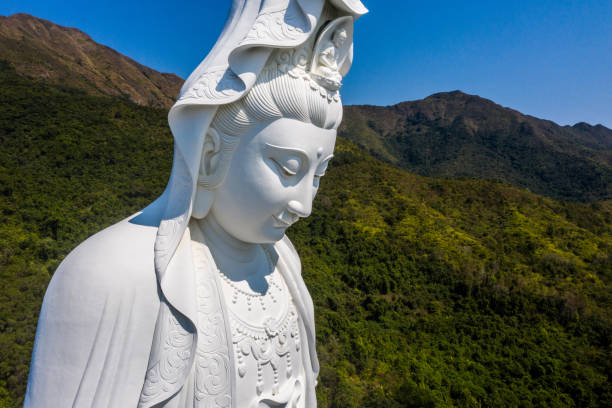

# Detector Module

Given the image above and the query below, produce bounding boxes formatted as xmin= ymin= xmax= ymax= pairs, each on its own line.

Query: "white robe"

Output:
xmin=24 ymin=210 xmax=318 ymax=407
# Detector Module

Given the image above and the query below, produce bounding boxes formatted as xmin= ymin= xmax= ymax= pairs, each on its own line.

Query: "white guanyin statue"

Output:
xmin=24 ymin=0 xmax=367 ymax=407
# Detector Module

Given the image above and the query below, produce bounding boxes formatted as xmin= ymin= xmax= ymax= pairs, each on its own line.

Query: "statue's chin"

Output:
xmin=239 ymin=225 xmax=288 ymax=245
xmin=198 ymin=212 xmax=289 ymax=246
xmin=265 ymin=226 xmax=289 ymax=243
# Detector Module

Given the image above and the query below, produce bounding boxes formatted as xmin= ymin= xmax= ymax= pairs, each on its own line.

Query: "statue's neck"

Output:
xmin=200 ymin=215 xmax=258 ymax=261
xmin=199 ymin=216 xmax=268 ymax=283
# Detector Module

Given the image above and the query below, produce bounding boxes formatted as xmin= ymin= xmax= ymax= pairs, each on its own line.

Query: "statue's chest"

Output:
xmin=218 ymin=267 xmax=306 ymax=407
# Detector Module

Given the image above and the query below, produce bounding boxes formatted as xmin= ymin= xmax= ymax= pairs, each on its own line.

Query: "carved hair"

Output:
xmin=211 ymin=50 xmax=344 ymax=138
xmin=196 ymin=47 xmax=344 ymax=191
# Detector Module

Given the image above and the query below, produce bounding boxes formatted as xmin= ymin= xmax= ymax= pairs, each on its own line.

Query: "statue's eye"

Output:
xmin=272 ymin=156 xmax=302 ymax=176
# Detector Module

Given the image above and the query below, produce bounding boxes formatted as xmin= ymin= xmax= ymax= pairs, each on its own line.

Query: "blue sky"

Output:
xmin=2 ymin=1 xmax=611 ymax=127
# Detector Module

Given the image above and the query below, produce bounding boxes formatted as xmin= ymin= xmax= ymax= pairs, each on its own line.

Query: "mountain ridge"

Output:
xmin=0 ymin=13 xmax=183 ymax=108
xmin=340 ymin=91 xmax=612 ymax=202
xmin=2 ymin=13 xmax=610 ymax=202
xmin=365 ymin=90 xmax=612 ymax=131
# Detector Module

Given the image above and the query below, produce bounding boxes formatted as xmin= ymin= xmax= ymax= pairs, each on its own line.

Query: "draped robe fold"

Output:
xmin=24 ymin=210 xmax=318 ymax=407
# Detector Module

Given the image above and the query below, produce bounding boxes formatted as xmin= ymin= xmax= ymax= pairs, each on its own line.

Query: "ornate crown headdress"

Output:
xmin=175 ymin=2 xmax=361 ymax=110
xmin=271 ymin=15 xmax=354 ymax=103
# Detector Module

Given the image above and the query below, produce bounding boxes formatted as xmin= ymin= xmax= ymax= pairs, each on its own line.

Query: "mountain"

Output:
xmin=1 ymin=59 xmax=611 ymax=407
xmin=341 ymin=92 xmax=612 ymax=202
xmin=2 ymin=14 xmax=610 ymax=202
xmin=0 ymin=13 xmax=183 ymax=108
xmin=570 ymin=121 xmax=612 ymax=149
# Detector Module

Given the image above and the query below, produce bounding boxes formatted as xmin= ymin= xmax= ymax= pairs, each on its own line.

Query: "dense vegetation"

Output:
xmin=296 ymin=145 xmax=611 ymax=407
xmin=341 ymin=93 xmax=612 ymax=202
xmin=0 ymin=61 xmax=173 ymax=406
xmin=1 ymin=62 xmax=610 ymax=407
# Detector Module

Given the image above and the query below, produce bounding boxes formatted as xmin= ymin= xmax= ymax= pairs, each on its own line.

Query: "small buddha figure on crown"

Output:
xmin=317 ymin=28 xmax=348 ymax=83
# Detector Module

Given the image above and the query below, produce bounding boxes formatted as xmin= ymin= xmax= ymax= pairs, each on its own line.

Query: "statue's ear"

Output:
xmin=192 ymin=128 xmax=222 ymax=219
xmin=200 ymin=127 xmax=222 ymax=178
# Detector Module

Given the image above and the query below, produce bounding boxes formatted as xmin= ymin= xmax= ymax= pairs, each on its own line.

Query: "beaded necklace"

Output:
xmin=217 ymin=247 xmax=283 ymax=312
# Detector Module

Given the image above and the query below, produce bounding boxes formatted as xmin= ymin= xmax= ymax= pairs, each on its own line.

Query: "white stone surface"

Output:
xmin=24 ymin=0 xmax=367 ymax=407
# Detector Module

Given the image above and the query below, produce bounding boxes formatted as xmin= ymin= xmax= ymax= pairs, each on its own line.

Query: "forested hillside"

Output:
xmin=1 ymin=62 xmax=610 ymax=407
xmin=341 ymin=92 xmax=612 ymax=202
xmin=3 ymin=13 xmax=610 ymax=203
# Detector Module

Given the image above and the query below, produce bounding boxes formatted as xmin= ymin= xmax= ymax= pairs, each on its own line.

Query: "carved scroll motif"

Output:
xmin=192 ymin=240 xmax=233 ymax=407
xmin=138 ymin=305 xmax=195 ymax=406
xmin=180 ymin=67 xmax=245 ymax=102
xmin=239 ymin=0 xmax=310 ymax=45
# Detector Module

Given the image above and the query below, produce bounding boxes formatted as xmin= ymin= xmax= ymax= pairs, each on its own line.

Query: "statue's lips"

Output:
xmin=272 ymin=214 xmax=293 ymax=228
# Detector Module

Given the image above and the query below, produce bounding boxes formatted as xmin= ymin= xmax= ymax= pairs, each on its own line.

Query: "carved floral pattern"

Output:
xmin=274 ymin=47 xmax=341 ymax=102
xmin=154 ymin=149 xmax=193 ymax=276
xmin=138 ymin=305 xmax=194 ymax=406
xmin=220 ymin=248 xmax=303 ymax=401
xmin=192 ymin=240 xmax=233 ymax=407
xmin=232 ymin=305 xmax=301 ymax=398
xmin=239 ymin=0 xmax=310 ymax=45
xmin=180 ymin=67 xmax=245 ymax=102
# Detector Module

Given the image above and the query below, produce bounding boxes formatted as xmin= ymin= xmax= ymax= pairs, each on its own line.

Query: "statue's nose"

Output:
xmin=287 ymin=199 xmax=311 ymax=220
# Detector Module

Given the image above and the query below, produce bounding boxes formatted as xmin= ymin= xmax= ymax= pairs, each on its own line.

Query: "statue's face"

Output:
xmin=210 ymin=118 xmax=336 ymax=244
xmin=333 ymin=31 xmax=347 ymax=48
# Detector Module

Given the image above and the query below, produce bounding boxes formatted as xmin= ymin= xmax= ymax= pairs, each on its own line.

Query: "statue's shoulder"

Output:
xmin=51 ymin=213 xmax=159 ymax=295
xmin=26 ymin=213 xmax=161 ymax=407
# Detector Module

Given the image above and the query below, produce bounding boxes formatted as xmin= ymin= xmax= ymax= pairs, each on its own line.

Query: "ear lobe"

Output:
xmin=197 ymin=128 xmax=226 ymax=190
xmin=192 ymin=188 xmax=214 ymax=219
xmin=200 ymin=128 xmax=221 ymax=177
xmin=197 ymin=127 xmax=237 ymax=189
xmin=192 ymin=129 xmax=221 ymax=219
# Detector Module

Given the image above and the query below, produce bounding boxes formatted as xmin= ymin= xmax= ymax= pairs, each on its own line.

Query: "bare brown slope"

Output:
xmin=0 ymin=13 xmax=183 ymax=109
